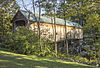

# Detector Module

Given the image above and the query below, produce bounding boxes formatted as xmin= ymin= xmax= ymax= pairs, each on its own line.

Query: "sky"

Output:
xmin=16 ymin=0 xmax=44 ymax=14
xmin=16 ymin=0 xmax=64 ymax=14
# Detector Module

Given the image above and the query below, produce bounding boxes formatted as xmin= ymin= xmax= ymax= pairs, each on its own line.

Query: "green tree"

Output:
xmin=0 ymin=0 xmax=19 ymax=47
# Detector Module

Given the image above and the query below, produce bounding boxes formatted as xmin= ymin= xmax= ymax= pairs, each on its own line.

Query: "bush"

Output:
xmin=4 ymin=27 xmax=39 ymax=54
xmin=2 ymin=27 xmax=54 ymax=56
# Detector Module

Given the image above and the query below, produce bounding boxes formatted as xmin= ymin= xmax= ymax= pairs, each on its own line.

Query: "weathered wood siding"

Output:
xmin=30 ymin=22 xmax=83 ymax=41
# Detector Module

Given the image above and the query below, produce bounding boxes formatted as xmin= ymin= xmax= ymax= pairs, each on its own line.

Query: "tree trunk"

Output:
xmin=38 ymin=0 xmax=41 ymax=52
xmin=64 ymin=0 xmax=68 ymax=54
xmin=54 ymin=7 xmax=57 ymax=56
xmin=32 ymin=0 xmax=37 ymax=32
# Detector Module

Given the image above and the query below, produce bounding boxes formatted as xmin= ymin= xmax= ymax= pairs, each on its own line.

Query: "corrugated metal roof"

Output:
xmin=20 ymin=10 xmax=82 ymax=28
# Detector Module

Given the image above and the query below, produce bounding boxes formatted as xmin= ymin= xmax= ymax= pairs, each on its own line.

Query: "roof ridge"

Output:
xmin=20 ymin=10 xmax=82 ymax=28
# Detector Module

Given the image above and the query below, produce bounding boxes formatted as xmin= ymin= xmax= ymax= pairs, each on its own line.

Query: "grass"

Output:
xmin=0 ymin=49 xmax=96 ymax=68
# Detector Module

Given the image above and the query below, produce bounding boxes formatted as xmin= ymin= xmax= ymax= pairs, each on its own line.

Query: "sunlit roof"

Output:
xmin=20 ymin=10 xmax=82 ymax=28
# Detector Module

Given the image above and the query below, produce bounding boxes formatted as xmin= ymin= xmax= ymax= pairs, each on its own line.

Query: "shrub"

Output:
xmin=2 ymin=27 xmax=54 ymax=56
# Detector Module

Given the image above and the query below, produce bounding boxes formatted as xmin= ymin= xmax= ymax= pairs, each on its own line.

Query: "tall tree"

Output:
xmin=40 ymin=0 xmax=58 ymax=56
xmin=0 ymin=0 xmax=19 ymax=46
xmin=35 ymin=0 xmax=43 ymax=52
xmin=62 ymin=0 xmax=69 ymax=54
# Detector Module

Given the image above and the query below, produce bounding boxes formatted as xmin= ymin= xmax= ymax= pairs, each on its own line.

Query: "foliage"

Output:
xmin=83 ymin=13 xmax=100 ymax=63
xmin=2 ymin=27 xmax=54 ymax=56
xmin=0 ymin=0 xmax=19 ymax=47
xmin=11 ymin=27 xmax=39 ymax=54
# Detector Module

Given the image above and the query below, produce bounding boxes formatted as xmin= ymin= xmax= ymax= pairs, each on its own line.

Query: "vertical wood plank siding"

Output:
xmin=30 ymin=22 xmax=83 ymax=41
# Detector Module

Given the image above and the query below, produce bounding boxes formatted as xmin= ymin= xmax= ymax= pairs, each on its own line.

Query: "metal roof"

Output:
xmin=20 ymin=10 xmax=82 ymax=28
